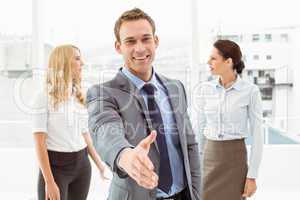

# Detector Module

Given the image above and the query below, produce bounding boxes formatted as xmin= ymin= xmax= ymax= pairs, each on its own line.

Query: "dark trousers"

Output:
xmin=38 ymin=148 xmax=91 ymax=200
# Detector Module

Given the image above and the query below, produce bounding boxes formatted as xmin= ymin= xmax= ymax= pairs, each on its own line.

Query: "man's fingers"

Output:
xmin=137 ymin=151 xmax=154 ymax=170
xmin=132 ymin=170 xmax=158 ymax=189
xmin=137 ymin=178 xmax=158 ymax=189
xmin=138 ymin=165 xmax=158 ymax=183
xmin=131 ymin=169 xmax=156 ymax=189
xmin=131 ymin=159 xmax=158 ymax=187
xmin=127 ymin=138 xmax=159 ymax=190
xmin=56 ymin=192 xmax=61 ymax=200
xmin=133 ymin=159 xmax=157 ymax=181
xmin=138 ymin=131 xmax=157 ymax=150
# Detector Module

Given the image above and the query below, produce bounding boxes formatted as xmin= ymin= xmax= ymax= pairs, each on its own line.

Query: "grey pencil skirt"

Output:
xmin=202 ymin=139 xmax=248 ymax=200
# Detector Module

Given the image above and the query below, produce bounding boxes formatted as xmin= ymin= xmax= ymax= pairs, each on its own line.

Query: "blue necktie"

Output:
xmin=142 ymin=83 xmax=173 ymax=193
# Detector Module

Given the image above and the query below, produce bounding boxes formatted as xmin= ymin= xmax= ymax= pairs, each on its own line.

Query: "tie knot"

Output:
xmin=142 ymin=83 xmax=155 ymax=95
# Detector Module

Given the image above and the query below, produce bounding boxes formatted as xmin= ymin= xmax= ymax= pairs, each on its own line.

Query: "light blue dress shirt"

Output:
xmin=196 ymin=75 xmax=263 ymax=178
xmin=121 ymin=67 xmax=186 ymax=198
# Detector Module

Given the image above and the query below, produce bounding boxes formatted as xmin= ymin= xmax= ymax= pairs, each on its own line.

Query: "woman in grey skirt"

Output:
xmin=198 ymin=40 xmax=264 ymax=200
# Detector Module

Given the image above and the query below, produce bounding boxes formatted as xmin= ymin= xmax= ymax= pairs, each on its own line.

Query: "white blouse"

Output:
xmin=196 ymin=76 xmax=264 ymax=178
xmin=32 ymin=91 xmax=88 ymax=152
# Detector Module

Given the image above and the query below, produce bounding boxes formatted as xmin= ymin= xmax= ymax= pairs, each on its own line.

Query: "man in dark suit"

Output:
xmin=86 ymin=8 xmax=201 ymax=200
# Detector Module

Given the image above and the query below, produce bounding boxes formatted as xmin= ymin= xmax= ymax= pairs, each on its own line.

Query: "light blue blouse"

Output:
xmin=196 ymin=76 xmax=264 ymax=178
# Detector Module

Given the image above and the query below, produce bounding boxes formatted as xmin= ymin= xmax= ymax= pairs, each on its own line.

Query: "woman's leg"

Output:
xmin=37 ymin=169 xmax=70 ymax=200
xmin=68 ymin=157 xmax=92 ymax=200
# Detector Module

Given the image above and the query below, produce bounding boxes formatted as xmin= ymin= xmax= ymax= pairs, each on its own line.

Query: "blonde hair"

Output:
xmin=47 ymin=44 xmax=85 ymax=109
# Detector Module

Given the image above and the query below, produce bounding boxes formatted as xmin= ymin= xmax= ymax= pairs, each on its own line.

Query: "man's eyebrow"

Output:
xmin=122 ymin=34 xmax=153 ymax=41
xmin=123 ymin=37 xmax=135 ymax=41
xmin=142 ymin=34 xmax=153 ymax=37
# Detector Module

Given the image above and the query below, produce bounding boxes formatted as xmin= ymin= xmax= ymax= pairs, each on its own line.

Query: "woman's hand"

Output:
xmin=45 ymin=180 xmax=60 ymax=200
xmin=82 ymin=132 xmax=111 ymax=181
xmin=99 ymin=165 xmax=111 ymax=180
xmin=242 ymin=178 xmax=257 ymax=198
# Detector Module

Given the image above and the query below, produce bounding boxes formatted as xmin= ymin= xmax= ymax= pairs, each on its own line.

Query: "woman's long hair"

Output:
xmin=46 ymin=44 xmax=85 ymax=109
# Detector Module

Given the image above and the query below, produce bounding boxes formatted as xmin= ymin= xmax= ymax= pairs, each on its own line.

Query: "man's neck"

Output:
xmin=125 ymin=67 xmax=153 ymax=82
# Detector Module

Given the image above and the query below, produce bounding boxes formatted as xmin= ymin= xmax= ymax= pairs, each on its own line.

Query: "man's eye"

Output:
xmin=143 ymin=38 xmax=152 ymax=42
xmin=126 ymin=40 xmax=135 ymax=44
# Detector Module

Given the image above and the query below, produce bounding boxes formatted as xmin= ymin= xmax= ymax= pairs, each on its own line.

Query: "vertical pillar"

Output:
xmin=32 ymin=0 xmax=45 ymax=80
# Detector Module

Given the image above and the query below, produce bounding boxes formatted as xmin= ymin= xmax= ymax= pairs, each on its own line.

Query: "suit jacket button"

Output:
xmin=149 ymin=190 xmax=156 ymax=198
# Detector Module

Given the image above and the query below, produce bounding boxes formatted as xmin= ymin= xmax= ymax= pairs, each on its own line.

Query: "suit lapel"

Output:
xmin=156 ymin=75 xmax=187 ymax=151
xmin=111 ymin=70 xmax=160 ymax=152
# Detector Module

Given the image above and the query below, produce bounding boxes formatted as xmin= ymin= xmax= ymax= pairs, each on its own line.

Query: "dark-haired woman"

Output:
xmin=199 ymin=40 xmax=264 ymax=200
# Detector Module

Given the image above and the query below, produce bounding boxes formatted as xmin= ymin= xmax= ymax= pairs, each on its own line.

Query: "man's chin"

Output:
xmin=126 ymin=65 xmax=151 ymax=78
xmin=131 ymin=64 xmax=152 ymax=71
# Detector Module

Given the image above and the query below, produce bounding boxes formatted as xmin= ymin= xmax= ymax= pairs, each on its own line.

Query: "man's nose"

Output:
xmin=134 ymin=41 xmax=146 ymax=53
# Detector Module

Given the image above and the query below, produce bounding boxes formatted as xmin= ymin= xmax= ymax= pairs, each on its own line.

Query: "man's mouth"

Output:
xmin=133 ymin=55 xmax=150 ymax=61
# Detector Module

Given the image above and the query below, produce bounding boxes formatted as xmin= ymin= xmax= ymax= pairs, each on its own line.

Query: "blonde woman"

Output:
xmin=32 ymin=45 xmax=108 ymax=200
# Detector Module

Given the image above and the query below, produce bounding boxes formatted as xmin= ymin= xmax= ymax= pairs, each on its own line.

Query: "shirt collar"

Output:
xmin=213 ymin=75 xmax=243 ymax=91
xmin=231 ymin=75 xmax=244 ymax=91
xmin=121 ymin=67 xmax=159 ymax=91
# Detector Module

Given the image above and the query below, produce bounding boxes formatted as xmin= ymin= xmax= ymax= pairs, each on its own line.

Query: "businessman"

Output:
xmin=86 ymin=8 xmax=201 ymax=200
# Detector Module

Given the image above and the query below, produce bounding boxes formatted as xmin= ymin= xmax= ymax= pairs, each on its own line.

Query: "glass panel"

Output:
xmin=265 ymin=34 xmax=272 ymax=42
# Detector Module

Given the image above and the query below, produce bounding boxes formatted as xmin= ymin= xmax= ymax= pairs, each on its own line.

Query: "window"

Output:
xmin=254 ymin=77 xmax=258 ymax=84
xmin=217 ymin=34 xmax=241 ymax=42
xmin=253 ymin=55 xmax=259 ymax=60
xmin=259 ymin=70 xmax=265 ymax=77
xmin=252 ymin=34 xmax=260 ymax=42
xmin=0 ymin=2 xmax=32 ymax=77
xmin=265 ymin=34 xmax=272 ymax=42
xmin=260 ymin=87 xmax=273 ymax=100
xmin=266 ymin=55 xmax=272 ymax=60
xmin=280 ymin=33 xmax=289 ymax=42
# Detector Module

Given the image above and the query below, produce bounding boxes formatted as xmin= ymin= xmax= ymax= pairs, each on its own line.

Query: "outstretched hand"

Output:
xmin=118 ymin=131 xmax=158 ymax=189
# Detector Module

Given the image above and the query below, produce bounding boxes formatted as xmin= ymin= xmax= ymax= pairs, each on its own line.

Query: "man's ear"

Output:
xmin=154 ymin=35 xmax=159 ymax=49
xmin=115 ymin=41 xmax=122 ymax=54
